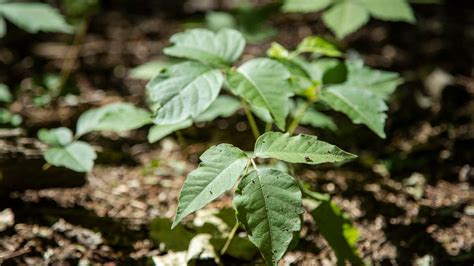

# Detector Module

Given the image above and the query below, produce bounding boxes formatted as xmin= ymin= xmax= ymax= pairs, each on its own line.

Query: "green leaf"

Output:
xmin=254 ymin=132 xmax=356 ymax=164
xmin=0 ymin=108 xmax=22 ymax=126
xmin=282 ymin=0 xmax=332 ymax=13
xmin=322 ymin=1 xmax=370 ymax=39
xmin=250 ymin=105 xmax=273 ymax=124
xmin=320 ymin=85 xmax=388 ymax=138
xmin=0 ymin=83 xmax=12 ymax=102
xmin=147 ymin=61 xmax=224 ymax=125
xmin=0 ymin=3 xmax=73 ymax=34
xmin=271 ymin=56 xmax=317 ymax=96
xmin=147 ymin=119 xmax=193 ymax=143
xmin=44 ymin=141 xmax=97 ymax=172
xmin=307 ymin=58 xmax=347 ymax=84
xmin=296 ymin=36 xmax=342 ymax=57
xmin=128 ymin=60 xmax=172 ymax=80
xmin=173 ymin=144 xmax=249 ymax=228
xmin=38 ymin=127 xmax=73 ymax=147
xmin=299 ymin=106 xmax=338 ymax=131
xmin=234 ymin=169 xmax=303 ymax=265
xmin=266 ymin=42 xmax=290 ymax=59
xmin=205 ymin=11 xmax=236 ymax=32
xmin=344 ymin=61 xmax=403 ymax=100
xmin=76 ymin=102 xmax=151 ymax=137
xmin=194 ymin=95 xmax=241 ymax=123
xmin=164 ymin=28 xmax=245 ymax=66
xmin=361 ymin=0 xmax=415 ymax=23
xmin=227 ymin=58 xmax=293 ymax=130
xmin=308 ymin=199 xmax=363 ymax=265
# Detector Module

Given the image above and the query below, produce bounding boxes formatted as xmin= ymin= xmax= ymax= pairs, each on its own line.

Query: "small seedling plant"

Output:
xmin=38 ymin=28 xmax=402 ymax=264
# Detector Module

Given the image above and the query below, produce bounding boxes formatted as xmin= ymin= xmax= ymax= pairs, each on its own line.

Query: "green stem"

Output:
xmin=241 ymin=99 xmax=260 ymax=140
xmin=287 ymin=101 xmax=310 ymax=135
xmin=221 ymin=221 xmax=239 ymax=255
xmin=175 ymin=130 xmax=186 ymax=147
xmin=264 ymin=122 xmax=272 ymax=132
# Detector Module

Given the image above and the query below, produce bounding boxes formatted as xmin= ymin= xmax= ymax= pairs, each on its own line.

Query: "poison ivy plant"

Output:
xmin=134 ymin=28 xmax=405 ymax=264
xmin=172 ymin=132 xmax=356 ymax=265
xmin=0 ymin=0 xmax=73 ymax=38
xmin=35 ymin=28 xmax=402 ymax=263
xmin=283 ymin=0 xmax=415 ymax=38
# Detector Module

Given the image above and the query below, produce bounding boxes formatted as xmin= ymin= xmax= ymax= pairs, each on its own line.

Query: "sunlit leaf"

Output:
xmin=320 ymin=85 xmax=388 ymax=138
xmin=44 ymin=141 xmax=96 ymax=172
xmin=322 ymin=1 xmax=370 ymax=39
xmin=173 ymin=144 xmax=249 ymax=228
xmin=76 ymin=102 xmax=151 ymax=137
xmin=234 ymin=169 xmax=303 ymax=265
xmin=361 ymin=0 xmax=415 ymax=23
xmin=38 ymin=127 xmax=73 ymax=147
xmin=344 ymin=60 xmax=403 ymax=100
xmin=282 ymin=0 xmax=332 ymax=13
xmin=227 ymin=58 xmax=293 ymax=130
xmin=254 ymin=132 xmax=356 ymax=164
xmin=205 ymin=11 xmax=236 ymax=32
xmin=164 ymin=28 xmax=245 ymax=66
xmin=147 ymin=61 xmax=224 ymax=125
xmin=0 ymin=2 xmax=73 ymax=35
xmin=128 ymin=60 xmax=172 ymax=80
xmin=296 ymin=36 xmax=342 ymax=57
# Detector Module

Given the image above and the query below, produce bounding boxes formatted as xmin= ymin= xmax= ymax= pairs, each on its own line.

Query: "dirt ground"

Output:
xmin=0 ymin=2 xmax=473 ymax=265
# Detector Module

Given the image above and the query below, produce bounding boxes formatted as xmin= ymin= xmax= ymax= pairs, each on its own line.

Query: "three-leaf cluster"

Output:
xmin=173 ymin=132 xmax=356 ymax=265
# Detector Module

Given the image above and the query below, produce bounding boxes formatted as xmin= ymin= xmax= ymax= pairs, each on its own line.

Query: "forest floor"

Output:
xmin=0 ymin=3 xmax=473 ymax=265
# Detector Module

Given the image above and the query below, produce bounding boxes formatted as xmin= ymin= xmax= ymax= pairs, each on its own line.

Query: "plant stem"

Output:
xmin=250 ymin=158 xmax=259 ymax=172
xmin=264 ymin=122 xmax=272 ymax=132
xmin=175 ymin=130 xmax=186 ymax=147
xmin=57 ymin=18 xmax=89 ymax=96
xmin=220 ymin=221 xmax=239 ymax=255
xmin=287 ymin=101 xmax=310 ymax=135
xmin=241 ymin=99 xmax=260 ymax=140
